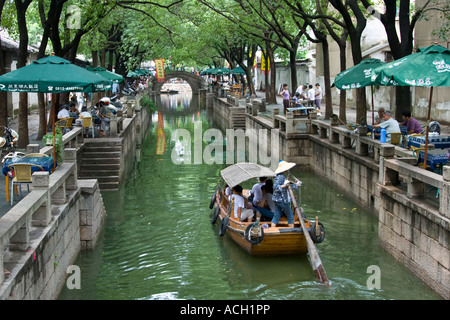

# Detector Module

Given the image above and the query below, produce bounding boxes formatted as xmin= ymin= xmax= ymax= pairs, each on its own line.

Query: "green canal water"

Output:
xmin=59 ymin=93 xmax=441 ymax=300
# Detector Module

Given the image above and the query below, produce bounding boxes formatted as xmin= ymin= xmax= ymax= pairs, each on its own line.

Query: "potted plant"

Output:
xmin=330 ymin=114 xmax=340 ymax=126
xmin=42 ymin=127 xmax=64 ymax=164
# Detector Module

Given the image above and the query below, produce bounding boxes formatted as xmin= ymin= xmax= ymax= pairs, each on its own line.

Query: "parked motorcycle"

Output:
xmin=0 ymin=126 xmax=24 ymax=163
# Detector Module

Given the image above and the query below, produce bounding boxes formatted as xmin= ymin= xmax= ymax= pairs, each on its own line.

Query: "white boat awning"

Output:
xmin=220 ymin=163 xmax=275 ymax=187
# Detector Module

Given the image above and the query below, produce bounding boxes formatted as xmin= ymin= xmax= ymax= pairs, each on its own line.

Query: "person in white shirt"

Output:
xmin=307 ymin=85 xmax=315 ymax=108
xmin=315 ymin=83 xmax=322 ymax=112
xmin=230 ymin=185 xmax=254 ymax=222
xmin=250 ymin=177 xmax=267 ymax=207
xmin=373 ymin=110 xmax=401 ymax=143
xmin=57 ymin=105 xmax=70 ymax=119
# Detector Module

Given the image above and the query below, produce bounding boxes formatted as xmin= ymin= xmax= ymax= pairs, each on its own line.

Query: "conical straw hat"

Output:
xmin=274 ymin=160 xmax=296 ymax=174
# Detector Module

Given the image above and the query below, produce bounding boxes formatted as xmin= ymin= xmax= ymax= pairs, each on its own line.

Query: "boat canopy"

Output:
xmin=220 ymin=163 xmax=275 ymax=187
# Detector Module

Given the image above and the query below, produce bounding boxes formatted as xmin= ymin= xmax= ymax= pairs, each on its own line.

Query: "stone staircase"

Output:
xmin=78 ymin=139 xmax=123 ymax=191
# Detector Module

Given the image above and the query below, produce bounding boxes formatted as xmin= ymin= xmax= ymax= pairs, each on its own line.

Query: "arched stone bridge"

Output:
xmin=152 ymin=71 xmax=208 ymax=94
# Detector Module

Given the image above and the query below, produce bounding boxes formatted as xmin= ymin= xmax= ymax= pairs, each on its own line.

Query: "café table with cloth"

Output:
xmin=407 ymin=134 xmax=450 ymax=150
xmin=2 ymin=156 xmax=54 ymax=203
xmin=416 ymin=149 xmax=449 ymax=173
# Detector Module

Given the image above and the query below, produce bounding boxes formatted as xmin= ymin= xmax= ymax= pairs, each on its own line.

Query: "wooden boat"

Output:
xmin=209 ymin=163 xmax=325 ymax=256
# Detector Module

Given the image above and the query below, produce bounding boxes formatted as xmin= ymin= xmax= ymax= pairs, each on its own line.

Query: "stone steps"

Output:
xmin=79 ymin=139 xmax=123 ymax=191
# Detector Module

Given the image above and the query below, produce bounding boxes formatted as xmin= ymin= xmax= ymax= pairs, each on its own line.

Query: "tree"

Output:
xmin=0 ymin=0 xmax=7 ymax=129
xmin=15 ymin=0 xmax=33 ymax=149
xmin=361 ymin=0 xmax=450 ymax=119
xmin=329 ymin=0 xmax=368 ymax=124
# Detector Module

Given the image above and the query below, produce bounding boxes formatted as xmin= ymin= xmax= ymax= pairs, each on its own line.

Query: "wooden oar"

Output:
xmin=288 ymin=185 xmax=330 ymax=286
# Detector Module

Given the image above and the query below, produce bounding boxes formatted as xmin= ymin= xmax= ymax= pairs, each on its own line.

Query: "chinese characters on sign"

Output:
xmin=155 ymin=59 xmax=165 ymax=82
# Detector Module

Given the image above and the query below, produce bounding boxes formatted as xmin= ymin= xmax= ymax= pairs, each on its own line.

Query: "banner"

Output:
xmin=260 ymin=52 xmax=269 ymax=74
xmin=155 ymin=59 xmax=165 ymax=82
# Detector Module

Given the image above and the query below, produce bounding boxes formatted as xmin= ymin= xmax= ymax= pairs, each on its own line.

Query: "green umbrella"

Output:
xmin=87 ymin=66 xmax=124 ymax=83
xmin=332 ymin=58 xmax=387 ymax=127
xmin=200 ymin=68 xmax=214 ymax=75
xmin=371 ymin=44 xmax=450 ymax=87
xmin=371 ymin=44 xmax=450 ymax=169
xmin=333 ymin=58 xmax=386 ymax=90
xmin=230 ymin=66 xmax=246 ymax=75
xmin=212 ymin=67 xmax=229 ymax=75
xmin=0 ymin=55 xmax=112 ymax=93
xmin=127 ymin=70 xmax=140 ymax=78
xmin=0 ymin=55 xmax=112 ymax=169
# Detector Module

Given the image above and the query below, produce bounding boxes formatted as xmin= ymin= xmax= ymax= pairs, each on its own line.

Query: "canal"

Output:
xmin=59 ymin=89 xmax=441 ymax=300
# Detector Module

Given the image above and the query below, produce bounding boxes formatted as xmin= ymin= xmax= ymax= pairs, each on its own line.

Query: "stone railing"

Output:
xmin=271 ymin=108 xmax=317 ymax=136
xmin=310 ymin=120 xmax=415 ymax=163
xmin=0 ymin=148 xmax=78 ymax=285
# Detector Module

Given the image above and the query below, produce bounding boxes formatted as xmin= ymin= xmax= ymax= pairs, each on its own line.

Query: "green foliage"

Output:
xmin=140 ymin=95 xmax=157 ymax=113
xmin=43 ymin=127 xmax=64 ymax=165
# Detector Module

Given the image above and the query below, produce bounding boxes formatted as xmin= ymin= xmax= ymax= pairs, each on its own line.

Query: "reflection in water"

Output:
xmin=58 ymin=90 xmax=442 ymax=300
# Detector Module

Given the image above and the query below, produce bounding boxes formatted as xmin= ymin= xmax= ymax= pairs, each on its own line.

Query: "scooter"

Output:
xmin=0 ymin=126 xmax=24 ymax=163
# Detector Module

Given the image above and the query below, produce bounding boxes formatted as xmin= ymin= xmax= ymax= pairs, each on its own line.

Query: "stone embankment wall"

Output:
xmin=0 ymin=92 xmax=151 ymax=299
xmin=240 ymin=100 xmax=449 ymax=299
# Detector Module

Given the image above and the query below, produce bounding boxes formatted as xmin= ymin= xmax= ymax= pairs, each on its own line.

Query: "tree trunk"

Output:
xmin=0 ymin=0 xmax=7 ymax=128
xmin=15 ymin=0 xmax=33 ymax=149
xmin=289 ymin=50 xmax=297 ymax=96
xmin=321 ymin=40 xmax=333 ymax=120
xmin=338 ymin=43 xmax=347 ymax=122
xmin=267 ymin=46 xmax=277 ymax=105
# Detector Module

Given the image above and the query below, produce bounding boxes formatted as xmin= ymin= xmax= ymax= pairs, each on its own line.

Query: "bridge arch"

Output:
xmin=153 ymin=71 xmax=208 ymax=95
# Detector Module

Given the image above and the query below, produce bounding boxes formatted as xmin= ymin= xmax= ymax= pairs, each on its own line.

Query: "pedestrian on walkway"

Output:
xmin=307 ymin=84 xmax=315 ymax=109
xmin=280 ymin=84 xmax=291 ymax=115
xmin=315 ymin=83 xmax=322 ymax=116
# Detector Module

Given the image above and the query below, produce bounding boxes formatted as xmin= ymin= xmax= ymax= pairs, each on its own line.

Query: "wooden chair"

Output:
xmin=8 ymin=163 xmax=44 ymax=205
xmin=56 ymin=117 xmax=74 ymax=133
xmin=390 ymin=132 xmax=401 ymax=145
xmin=24 ymin=153 xmax=48 ymax=157
xmin=82 ymin=117 xmax=95 ymax=138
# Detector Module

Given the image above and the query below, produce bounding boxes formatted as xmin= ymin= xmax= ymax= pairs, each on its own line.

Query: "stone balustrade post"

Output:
xmin=64 ymin=149 xmax=77 ymax=191
xmin=31 ymin=171 xmax=52 ymax=227
xmin=355 ymin=136 xmax=369 ymax=156
xmin=127 ymin=101 xmax=134 ymax=118
xmin=329 ymin=127 xmax=339 ymax=144
xmin=440 ymin=166 xmax=450 ymax=219
xmin=26 ymin=144 xmax=40 ymax=153
xmin=110 ymin=114 xmax=118 ymax=137
xmin=206 ymin=93 xmax=214 ymax=109
xmin=251 ymin=100 xmax=259 ymax=116
xmin=379 ymin=145 xmax=397 ymax=185
xmin=286 ymin=112 xmax=294 ymax=134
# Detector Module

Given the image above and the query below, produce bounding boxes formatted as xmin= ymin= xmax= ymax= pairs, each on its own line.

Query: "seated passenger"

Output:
xmin=250 ymin=177 xmax=267 ymax=207
xmin=254 ymin=185 xmax=275 ymax=221
xmin=231 ymin=185 xmax=254 ymax=222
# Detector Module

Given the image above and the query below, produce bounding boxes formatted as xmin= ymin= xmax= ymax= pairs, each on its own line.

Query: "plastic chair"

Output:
xmin=24 ymin=153 xmax=48 ymax=157
xmin=82 ymin=117 xmax=94 ymax=138
xmin=390 ymin=132 xmax=401 ymax=145
xmin=56 ymin=117 xmax=74 ymax=133
xmin=8 ymin=163 xmax=44 ymax=205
